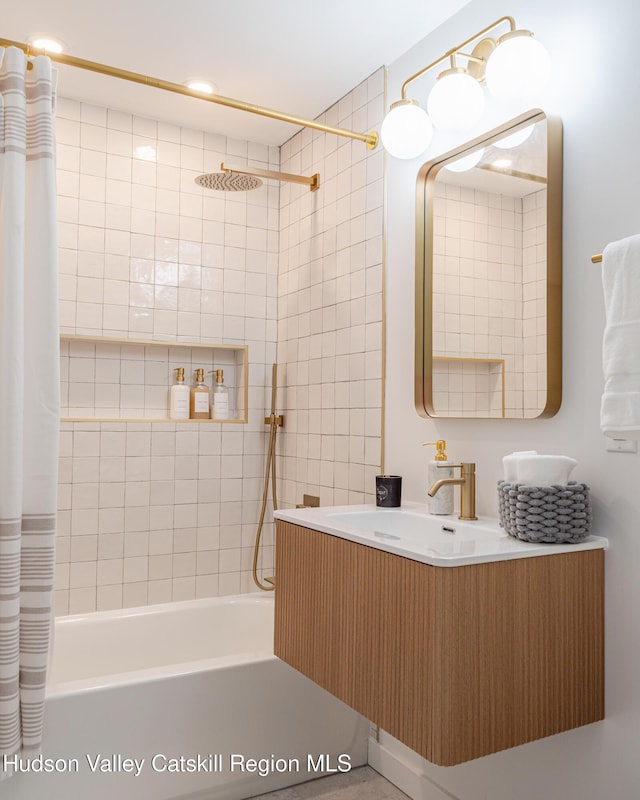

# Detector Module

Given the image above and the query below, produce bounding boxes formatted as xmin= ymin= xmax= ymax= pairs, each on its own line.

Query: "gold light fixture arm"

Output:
xmin=0 ymin=36 xmax=379 ymax=150
xmin=221 ymin=162 xmax=320 ymax=192
xmin=400 ymin=15 xmax=516 ymax=99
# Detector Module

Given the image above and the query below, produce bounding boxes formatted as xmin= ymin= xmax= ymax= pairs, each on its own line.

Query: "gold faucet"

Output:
xmin=428 ymin=462 xmax=477 ymax=521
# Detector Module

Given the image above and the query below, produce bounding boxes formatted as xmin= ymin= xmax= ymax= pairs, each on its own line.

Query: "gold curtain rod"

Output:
xmin=0 ymin=37 xmax=379 ymax=150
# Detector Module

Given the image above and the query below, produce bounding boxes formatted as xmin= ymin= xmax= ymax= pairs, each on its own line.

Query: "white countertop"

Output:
xmin=273 ymin=502 xmax=608 ymax=567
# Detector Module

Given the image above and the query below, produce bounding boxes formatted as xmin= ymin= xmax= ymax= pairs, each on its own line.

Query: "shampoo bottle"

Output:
xmin=424 ymin=440 xmax=454 ymax=515
xmin=169 ymin=368 xmax=190 ymax=420
xmin=190 ymin=368 xmax=211 ymax=419
xmin=210 ymin=369 xmax=229 ymax=420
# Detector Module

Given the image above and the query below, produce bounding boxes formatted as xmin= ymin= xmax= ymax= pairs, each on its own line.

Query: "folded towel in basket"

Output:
xmin=515 ymin=454 xmax=577 ymax=485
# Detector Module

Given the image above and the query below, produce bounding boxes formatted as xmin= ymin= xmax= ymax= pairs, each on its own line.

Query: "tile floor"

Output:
xmin=250 ymin=766 xmax=409 ymax=799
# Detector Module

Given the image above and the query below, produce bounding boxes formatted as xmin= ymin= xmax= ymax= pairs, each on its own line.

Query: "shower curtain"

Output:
xmin=0 ymin=47 xmax=59 ymax=772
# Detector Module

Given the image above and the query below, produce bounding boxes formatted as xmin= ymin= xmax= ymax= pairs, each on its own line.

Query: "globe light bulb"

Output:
xmin=492 ymin=124 xmax=535 ymax=149
xmin=444 ymin=148 xmax=484 ymax=173
xmin=380 ymin=100 xmax=433 ymax=160
xmin=485 ymin=32 xmax=551 ymax=101
xmin=427 ymin=69 xmax=484 ymax=133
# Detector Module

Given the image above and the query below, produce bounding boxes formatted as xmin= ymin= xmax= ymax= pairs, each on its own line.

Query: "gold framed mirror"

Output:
xmin=415 ymin=109 xmax=562 ymax=419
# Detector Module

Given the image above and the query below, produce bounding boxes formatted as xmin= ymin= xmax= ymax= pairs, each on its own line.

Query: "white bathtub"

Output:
xmin=2 ymin=595 xmax=368 ymax=800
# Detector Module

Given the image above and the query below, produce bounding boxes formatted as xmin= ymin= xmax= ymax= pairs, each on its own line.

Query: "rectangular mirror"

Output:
xmin=415 ymin=109 xmax=562 ymax=419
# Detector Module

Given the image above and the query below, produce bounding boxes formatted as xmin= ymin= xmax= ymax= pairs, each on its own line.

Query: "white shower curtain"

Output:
xmin=0 ymin=47 xmax=59 ymax=771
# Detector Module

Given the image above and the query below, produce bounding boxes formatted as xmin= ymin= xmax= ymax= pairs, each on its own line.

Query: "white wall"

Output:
xmin=382 ymin=0 xmax=640 ymax=796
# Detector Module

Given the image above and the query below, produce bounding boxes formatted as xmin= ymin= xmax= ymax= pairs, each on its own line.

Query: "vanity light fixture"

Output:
xmin=380 ymin=99 xmax=433 ymax=160
xmin=381 ymin=16 xmax=550 ymax=159
xmin=427 ymin=65 xmax=484 ymax=133
xmin=484 ymin=31 xmax=550 ymax=100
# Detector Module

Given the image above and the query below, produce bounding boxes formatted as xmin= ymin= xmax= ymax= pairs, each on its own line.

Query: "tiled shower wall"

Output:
xmin=432 ymin=183 xmax=546 ymax=417
xmin=277 ymin=70 xmax=385 ymax=507
xmin=54 ymin=98 xmax=279 ymax=615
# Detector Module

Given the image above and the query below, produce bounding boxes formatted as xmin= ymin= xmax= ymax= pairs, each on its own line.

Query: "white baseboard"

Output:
xmin=368 ymin=736 xmax=460 ymax=800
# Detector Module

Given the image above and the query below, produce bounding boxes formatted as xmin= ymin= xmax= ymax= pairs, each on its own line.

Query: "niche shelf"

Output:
xmin=432 ymin=356 xmax=505 ymax=417
xmin=60 ymin=334 xmax=248 ymax=424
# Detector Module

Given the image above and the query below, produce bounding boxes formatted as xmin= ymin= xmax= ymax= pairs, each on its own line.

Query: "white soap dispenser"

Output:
xmin=169 ymin=367 xmax=190 ymax=420
xmin=424 ymin=440 xmax=454 ymax=515
xmin=210 ymin=369 xmax=230 ymax=420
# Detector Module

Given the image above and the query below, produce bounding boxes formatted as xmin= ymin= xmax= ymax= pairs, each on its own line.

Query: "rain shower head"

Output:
xmin=195 ymin=171 xmax=263 ymax=192
xmin=195 ymin=162 xmax=320 ymax=193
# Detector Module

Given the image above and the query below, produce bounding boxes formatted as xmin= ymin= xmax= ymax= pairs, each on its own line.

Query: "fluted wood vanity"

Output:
xmin=274 ymin=511 xmax=605 ymax=766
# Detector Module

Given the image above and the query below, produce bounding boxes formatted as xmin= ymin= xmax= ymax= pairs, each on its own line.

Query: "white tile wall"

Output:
xmin=276 ymin=70 xmax=385 ymax=507
xmin=55 ymin=98 xmax=279 ymax=614
xmin=432 ymin=181 xmax=547 ymax=418
xmin=56 ymin=419 xmax=274 ymax=614
xmin=57 ymin=98 xmax=279 ymax=345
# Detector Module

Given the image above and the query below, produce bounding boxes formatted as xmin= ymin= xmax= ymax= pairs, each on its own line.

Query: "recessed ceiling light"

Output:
xmin=185 ymin=79 xmax=216 ymax=95
xmin=29 ymin=36 xmax=64 ymax=54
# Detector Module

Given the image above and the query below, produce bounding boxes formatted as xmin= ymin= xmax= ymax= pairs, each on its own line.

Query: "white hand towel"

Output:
xmin=502 ymin=451 xmax=537 ymax=482
xmin=516 ymin=454 xmax=577 ymax=485
xmin=601 ymin=234 xmax=640 ymax=438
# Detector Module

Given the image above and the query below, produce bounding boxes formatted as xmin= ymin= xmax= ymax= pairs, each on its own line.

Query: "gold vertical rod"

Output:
xmin=400 ymin=15 xmax=516 ymax=99
xmin=0 ymin=36 xmax=379 ymax=149
xmin=380 ymin=66 xmax=388 ymax=475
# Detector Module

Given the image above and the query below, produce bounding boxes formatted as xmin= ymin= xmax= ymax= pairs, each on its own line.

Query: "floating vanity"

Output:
xmin=273 ymin=503 xmax=607 ymax=766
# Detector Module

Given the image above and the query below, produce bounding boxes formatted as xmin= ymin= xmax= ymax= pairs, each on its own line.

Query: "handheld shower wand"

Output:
xmin=252 ymin=363 xmax=283 ymax=591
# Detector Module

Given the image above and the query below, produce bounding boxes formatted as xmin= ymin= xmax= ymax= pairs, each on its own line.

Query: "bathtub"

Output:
xmin=2 ymin=594 xmax=368 ymax=800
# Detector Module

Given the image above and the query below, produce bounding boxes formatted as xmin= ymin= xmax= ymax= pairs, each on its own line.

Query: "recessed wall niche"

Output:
xmin=60 ymin=335 xmax=248 ymax=423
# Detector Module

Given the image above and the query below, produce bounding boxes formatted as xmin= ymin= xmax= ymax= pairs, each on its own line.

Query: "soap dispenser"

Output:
xmin=210 ymin=369 xmax=230 ymax=420
xmin=169 ymin=367 xmax=190 ymax=420
xmin=424 ymin=440 xmax=454 ymax=515
xmin=190 ymin=368 xmax=211 ymax=419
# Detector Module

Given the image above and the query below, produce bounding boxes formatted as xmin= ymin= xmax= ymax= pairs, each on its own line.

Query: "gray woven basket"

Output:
xmin=497 ymin=481 xmax=592 ymax=544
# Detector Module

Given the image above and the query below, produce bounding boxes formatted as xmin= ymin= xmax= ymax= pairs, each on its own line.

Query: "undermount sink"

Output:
xmin=273 ymin=502 xmax=608 ymax=567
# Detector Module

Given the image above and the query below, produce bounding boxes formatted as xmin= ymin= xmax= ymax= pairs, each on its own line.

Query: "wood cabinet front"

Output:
xmin=274 ymin=521 xmax=604 ymax=766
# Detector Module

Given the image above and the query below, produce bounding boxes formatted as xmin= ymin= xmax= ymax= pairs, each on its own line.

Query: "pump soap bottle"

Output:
xmin=210 ymin=369 xmax=229 ymax=420
xmin=424 ymin=440 xmax=454 ymax=515
xmin=169 ymin=368 xmax=190 ymax=420
xmin=190 ymin=369 xmax=211 ymax=419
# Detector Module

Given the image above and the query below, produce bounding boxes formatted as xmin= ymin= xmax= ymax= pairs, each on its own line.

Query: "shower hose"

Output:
xmin=252 ymin=365 xmax=279 ymax=591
